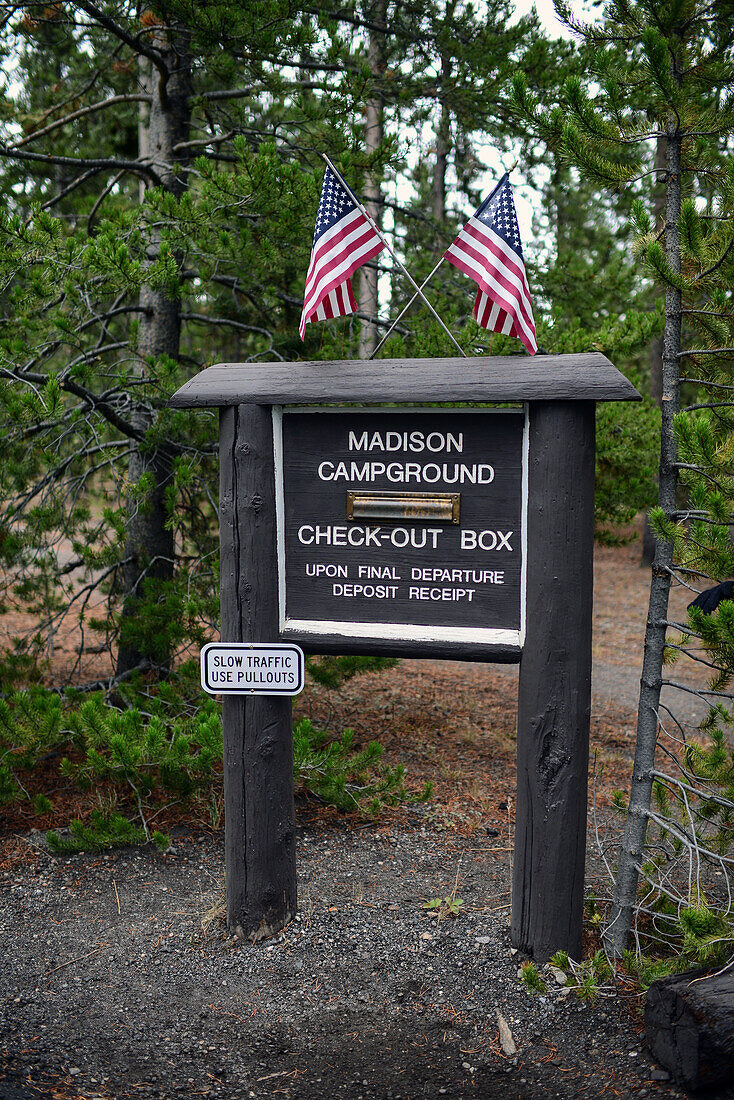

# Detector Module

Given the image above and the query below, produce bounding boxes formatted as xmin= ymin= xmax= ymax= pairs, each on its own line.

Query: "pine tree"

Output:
xmin=0 ymin=0 xmax=669 ymax=691
xmin=0 ymin=1 xmax=372 ymax=677
xmin=514 ymin=0 xmax=734 ymax=956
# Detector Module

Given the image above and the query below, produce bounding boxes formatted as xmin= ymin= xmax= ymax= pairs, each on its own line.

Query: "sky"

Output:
xmin=512 ymin=0 xmax=578 ymax=38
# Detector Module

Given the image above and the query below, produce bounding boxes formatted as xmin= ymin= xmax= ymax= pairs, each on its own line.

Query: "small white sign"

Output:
xmin=200 ymin=642 xmax=305 ymax=696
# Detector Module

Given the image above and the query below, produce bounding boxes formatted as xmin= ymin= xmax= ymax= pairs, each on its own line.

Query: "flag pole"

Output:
xmin=321 ymin=155 xmax=467 ymax=359
xmin=369 ymin=257 xmax=446 ymax=360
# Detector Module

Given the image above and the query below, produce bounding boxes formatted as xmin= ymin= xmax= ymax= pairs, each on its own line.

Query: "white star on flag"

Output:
xmin=299 ymin=168 xmax=385 ymax=339
xmin=444 ymin=174 xmax=537 ymax=355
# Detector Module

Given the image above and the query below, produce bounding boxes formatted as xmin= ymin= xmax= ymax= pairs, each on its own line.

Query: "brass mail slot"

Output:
xmin=346 ymin=490 xmax=460 ymax=524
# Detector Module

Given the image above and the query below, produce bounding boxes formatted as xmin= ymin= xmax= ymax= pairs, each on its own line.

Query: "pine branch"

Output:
xmin=678 ymin=348 xmax=734 ymax=356
xmin=87 ymin=171 xmax=126 ymax=235
xmin=40 ymin=169 xmax=102 ymax=213
xmin=683 ymin=402 xmax=734 ymax=412
xmin=73 ymin=0 xmax=169 ymax=77
xmin=196 ymin=86 xmax=259 ymax=101
xmin=180 ymin=312 xmax=275 ymax=338
xmin=0 ymin=144 xmax=162 ymax=186
xmin=299 ymin=4 xmax=423 ymax=44
xmin=172 ymin=131 xmax=236 ymax=153
xmin=1 ymin=365 xmax=144 ymax=443
xmin=699 ymin=235 xmax=734 ymax=279
xmin=12 ymin=94 xmax=152 ymax=149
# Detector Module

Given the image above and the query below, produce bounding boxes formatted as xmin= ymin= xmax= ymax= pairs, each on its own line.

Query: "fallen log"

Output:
xmin=645 ymin=967 xmax=734 ymax=1092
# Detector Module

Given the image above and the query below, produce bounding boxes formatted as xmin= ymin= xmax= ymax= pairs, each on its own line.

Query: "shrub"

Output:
xmin=0 ymin=674 xmax=425 ymax=849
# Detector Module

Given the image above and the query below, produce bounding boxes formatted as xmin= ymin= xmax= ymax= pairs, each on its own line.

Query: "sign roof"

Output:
xmin=170 ymin=353 xmax=641 ymax=409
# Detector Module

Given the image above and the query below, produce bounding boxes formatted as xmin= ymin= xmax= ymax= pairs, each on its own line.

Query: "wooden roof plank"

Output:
xmin=169 ymin=353 xmax=641 ymax=407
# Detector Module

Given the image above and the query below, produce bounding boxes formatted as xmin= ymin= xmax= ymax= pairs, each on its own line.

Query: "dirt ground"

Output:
xmin=0 ymin=522 xmax=725 ymax=1100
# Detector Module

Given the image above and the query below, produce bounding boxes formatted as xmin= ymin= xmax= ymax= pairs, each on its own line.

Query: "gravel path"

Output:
xmin=0 ymin=822 xmax=710 ymax=1100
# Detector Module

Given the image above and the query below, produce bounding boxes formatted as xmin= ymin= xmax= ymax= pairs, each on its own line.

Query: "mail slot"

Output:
xmin=346 ymin=490 xmax=460 ymax=524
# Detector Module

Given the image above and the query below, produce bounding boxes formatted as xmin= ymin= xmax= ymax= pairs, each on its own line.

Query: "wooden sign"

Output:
xmin=275 ymin=408 xmax=526 ymax=653
xmin=170 ymin=354 xmax=642 ymax=959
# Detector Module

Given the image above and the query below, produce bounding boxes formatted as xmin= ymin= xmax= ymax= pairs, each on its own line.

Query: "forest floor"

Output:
xmin=0 ymin=521 xmax=727 ymax=1100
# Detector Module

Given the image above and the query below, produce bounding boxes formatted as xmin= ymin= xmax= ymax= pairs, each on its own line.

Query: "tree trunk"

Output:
xmin=116 ymin=33 xmax=192 ymax=677
xmin=432 ymin=98 xmax=448 ymax=225
xmin=358 ymin=0 xmax=386 ymax=358
xmin=605 ymin=123 xmax=682 ymax=956
xmin=553 ymin=159 xmax=567 ymax=272
xmin=642 ymin=135 xmax=668 ymax=565
xmin=432 ymin=10 xmax=453 ymax=228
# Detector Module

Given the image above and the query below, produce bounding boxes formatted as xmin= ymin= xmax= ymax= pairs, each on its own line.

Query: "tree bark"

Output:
xmin=605 ymin=123 xmax=682 ymax=956
xmin=432 ymin=98 xmax=448 ymax=225
xmin=431 ymin=7 xmax=454 ymax=227
xmin=642 ymin=135 xmax=668 ymax=565
xmin=358 ymin=0 xmax=386 ymax=358
xmin=116 ymin=30 xmax=192 ymax=676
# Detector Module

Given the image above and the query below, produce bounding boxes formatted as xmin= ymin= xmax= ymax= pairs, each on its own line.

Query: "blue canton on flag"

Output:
xmin=299 ymin=168 xmax=385 ymax=339
xmin=444 ymin=174 xmax=537 ymax=355
xmin=475 ymin=178 xmax=524 ymax=255
xmin=313 ymin=170 xmax=353 ymax=239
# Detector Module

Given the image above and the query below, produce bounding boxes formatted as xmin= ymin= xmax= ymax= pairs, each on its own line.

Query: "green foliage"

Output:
xmin=422 ymin=894 xmax=465 ymax=919
xmin=57 ymin=692 xmax=222 ymax=799
xmin=611 ymin=790 xmax=627 ymax=812
xmin=549 ymin=950 xmax=570 ymax=970
xmin=595 ymin=395 xmax=661 ymax=542
xmin=304 ymin=655 xmax=398 ymax=691
xmin=547 ymin=948 xmax=612 ymax=1000
xmin=632 ymin=725 xmax=734 ymax=970
xmin=47 ymin=812 xmax=146 ymax=854
xmin=518 ymin=961 xmax=548 ymax=993
xmin=568 ymin=950 xmax=612 ymax=1001
xmin=0 ymin=671 xmax=424 ymax=847
xmin=0 ymin=686 xmax=67 ymax=803
xmin=293 ymin=717 xmax=422 ymax=815
xmin=624 ymin=951 xmax=689 ymax=990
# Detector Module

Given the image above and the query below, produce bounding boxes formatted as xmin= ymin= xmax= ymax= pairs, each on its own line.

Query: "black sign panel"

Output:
xmin=277 ymin=409 xmax=526 ymax=643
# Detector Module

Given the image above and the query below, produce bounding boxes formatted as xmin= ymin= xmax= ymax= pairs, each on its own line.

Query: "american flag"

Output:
xmin=299 ymin=167 xmax=385 ymax=339
xmin=444 ymin=174 xmax=537 ymax=355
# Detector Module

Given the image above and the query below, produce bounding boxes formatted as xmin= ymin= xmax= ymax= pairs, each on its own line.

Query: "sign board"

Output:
xmin=200 ymin=642 xmax=304 ymax=695
xmin=274 ymin=408 xmax=527 ymax=649
xmin=172 ymin=355 xmax=641 ymax=961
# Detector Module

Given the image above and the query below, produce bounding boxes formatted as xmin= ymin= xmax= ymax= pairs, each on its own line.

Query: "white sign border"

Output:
xmin=273 ymin=405 xmax=528 ymax=649
xmin=200 ymin=642 xmax=305 ymax=696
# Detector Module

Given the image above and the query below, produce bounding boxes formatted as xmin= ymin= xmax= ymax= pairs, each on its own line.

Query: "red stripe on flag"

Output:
xmin=446 ymin=234 xmax=534 ymax=337
xmin=301 ymin=222 xmax=383 ymax=335
xmin=463 ymin=222 xmax=529 ymax=288
xmin=303 ymin=224 xmax=382 ymax=308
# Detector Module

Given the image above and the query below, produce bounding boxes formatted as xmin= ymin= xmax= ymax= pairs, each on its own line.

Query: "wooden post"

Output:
xmin=219 ymin=404 xmax=297 ymax=941
xmin=512 ymin=401 xmax=595 ymax=961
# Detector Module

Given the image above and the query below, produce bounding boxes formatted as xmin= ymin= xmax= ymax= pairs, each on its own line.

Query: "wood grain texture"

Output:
xmin=219 ymin=405 xmax=297 ymax=941
xmin=645 ymin=968 xmax=734 ymax=1091
xmin=511 ymin=401 xmax=595 ymax=962
xmin=280 ymin=628 xmax=521 ymax=663
xmin=171 ymin=353 xmax=640 ymax=407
